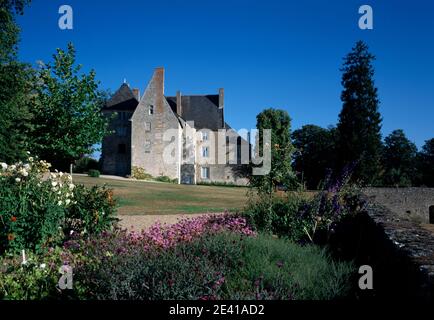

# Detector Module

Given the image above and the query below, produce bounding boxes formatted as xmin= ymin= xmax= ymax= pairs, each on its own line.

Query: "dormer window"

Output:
xmin=149 ymin=105 xmax=154 ymax=115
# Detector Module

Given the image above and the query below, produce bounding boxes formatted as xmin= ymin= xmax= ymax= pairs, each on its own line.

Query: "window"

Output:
xmin=145 ymin=122 xmax=151 ymax=132
xmin=118 ymin=144 xmax=126 ymax=154
xmin=202 ymin=131 xmax=209 ymax=141
xmin=144 ymin=140 xmax=151 ymax=153
xmin=201 ymin=167 xmax=210 ymax=179
xmin=202 ymin=146 xmax=209 ymax=158
xmin=149 ymin=105 xmax=154 ymax=115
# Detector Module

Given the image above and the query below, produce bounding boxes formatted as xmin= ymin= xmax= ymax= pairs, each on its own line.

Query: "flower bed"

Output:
xmin=128 ymin=213 xmax=256 ymax=249
xmin=0 ymin=213 xmax=353 ymax=300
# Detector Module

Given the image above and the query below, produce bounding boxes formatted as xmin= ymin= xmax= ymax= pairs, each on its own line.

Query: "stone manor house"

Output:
xmin=101 ymin=67 xmax=249 ymax=185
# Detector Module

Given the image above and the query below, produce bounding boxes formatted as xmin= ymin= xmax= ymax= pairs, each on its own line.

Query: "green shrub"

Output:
xmin=131 ymin=166 xmax=152 ymax=180
xmin=0 ymin=157 xmax=75 ymax=253
xmin=154 ymin=175 xmax=178 ymax=184
xmin=245 ymin=192 xmax=307 ymax=238
xmin=223 ymin=233 xmax=354 ymax=300
xmin=87 ymin=169 xmax=100 ymax=178
xmin=245 ymin=167 xmax=366 ymax=243
xmin=0 ymin=157 xmax=118 ymax=254
xmin=73 ymin=157 xmax=99 ymax=174
xmin=0 ymin=248 xmax=71 ymax=300
xmin=64 ymin=184 xmax=118 ymax=238
xmin=0 ymin=246 xmax=90 ymax=300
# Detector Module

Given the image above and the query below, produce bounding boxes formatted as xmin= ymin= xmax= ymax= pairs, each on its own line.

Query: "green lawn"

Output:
xmin=72 ymin=175 xmax=249 ymax=215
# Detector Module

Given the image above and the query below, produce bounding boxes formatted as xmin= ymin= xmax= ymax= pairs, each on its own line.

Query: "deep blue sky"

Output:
xmin=17 ymin=0 xmax=434 ymax=148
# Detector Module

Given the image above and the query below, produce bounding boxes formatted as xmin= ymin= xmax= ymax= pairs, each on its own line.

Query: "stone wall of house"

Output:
xmin=101 ymin=111 xmax=133 ymax=176
xmin=131 ymin=68 xmax=181 ymax=180
xmin=363 ymin=188 xmax=434 ymax=223
xmin=195 ymin=164 xmax=248 ymax=185
xmin=194 ymin=128 xmax=249 ymax=185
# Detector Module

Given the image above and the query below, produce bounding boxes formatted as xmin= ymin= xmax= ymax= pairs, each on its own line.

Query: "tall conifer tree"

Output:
xmin=337 ymin=41 xmax=382 ymax=185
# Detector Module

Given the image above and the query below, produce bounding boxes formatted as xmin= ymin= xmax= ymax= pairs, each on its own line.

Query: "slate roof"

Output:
xmin=103 ymin=83 xmax=139 ymax=111
xmin=166 ymin=95 xmax=224 ymax=131
xmin=103 ymin=83 xmax=224 ymax=131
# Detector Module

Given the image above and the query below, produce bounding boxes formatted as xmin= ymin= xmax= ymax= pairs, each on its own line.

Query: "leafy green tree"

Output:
xmin=248 ymin=109 xmax=297 ymax=230
xmin=337 ymin=41 xmax=383 ymax=185
xmin=0 ymin=0 xmax=30 ymax=63
xmin=31 ymin=43 xmax=109 ymax=170
xmin=0 ymin=0 xmax=33 ymax=163
xmin=382 ymin=129 xmax=417 ymax=186
xmin=292 ymin=125 xmax=336 ymax=190
xmin=0 ymin=63 xmax=34 ymax=163
xmin=250 ymin=108 xmax=296 ymax=193
xmin=417 ymin=138 xmax=434 ymax=187
xmin=249 ymin=109 xmax=296 ymax=225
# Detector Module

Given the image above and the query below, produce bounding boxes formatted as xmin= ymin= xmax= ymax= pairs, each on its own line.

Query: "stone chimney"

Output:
xmin=176 ymin=90 xmax=182 ymax=116
xmin=219 ymin=88 xmax=225 ymax=128
xmin=154 ymin=67 xmax=165 ymax=113
xmin=132 ymin=88 xmax=140 ymax=101
xmin=218 ymin=88 xmax=224 ymax=109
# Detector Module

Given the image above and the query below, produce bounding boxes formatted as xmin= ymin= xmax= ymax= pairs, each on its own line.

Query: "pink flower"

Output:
xmin=125 ymin=213 xmax=255 ymax=251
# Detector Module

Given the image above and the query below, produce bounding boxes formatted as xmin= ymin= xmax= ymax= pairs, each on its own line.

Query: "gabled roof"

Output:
xmin=165 ymin=95 xmax=224 ymax=131
xmin=103 ymin=83 xmax=139 ymax=111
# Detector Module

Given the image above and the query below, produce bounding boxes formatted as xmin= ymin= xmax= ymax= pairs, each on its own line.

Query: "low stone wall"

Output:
xmin=330 ymin=196 xmax=434 ymax=300
xmin=363 ymin=187 xmax=434 ymax=223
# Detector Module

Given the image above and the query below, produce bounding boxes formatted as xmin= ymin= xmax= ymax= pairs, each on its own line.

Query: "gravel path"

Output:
xmin=118 ymin=213 xmax=222 ymax=231
xmin=73 ymin=173 xmax=160 ymax=183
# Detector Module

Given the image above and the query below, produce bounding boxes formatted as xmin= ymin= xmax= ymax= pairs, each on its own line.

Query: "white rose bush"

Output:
xmin=0 ymin=153 xmax=117 ymax=255
xmin=0 ymin=154 xmax=77 ymax=252
xmin=0 ymin=154 xmax=118 ymax=300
